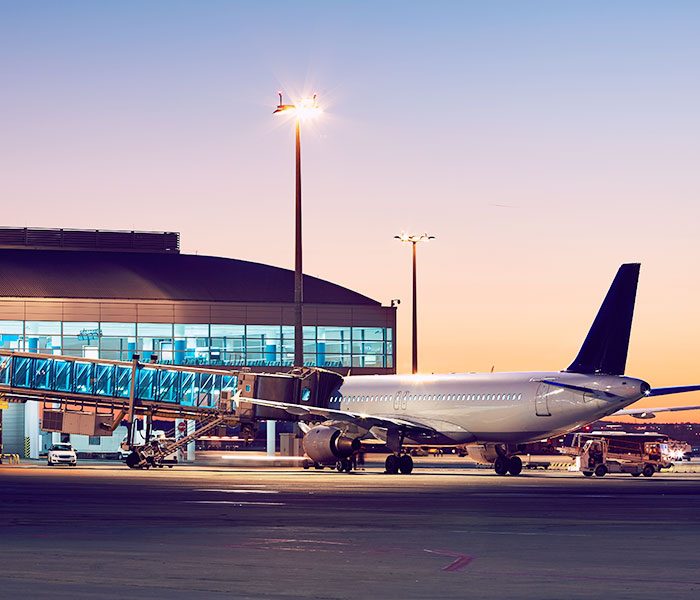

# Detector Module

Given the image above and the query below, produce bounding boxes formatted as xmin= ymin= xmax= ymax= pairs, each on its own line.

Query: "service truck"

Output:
xmin=572 ymin=433 xmax=666 ymax=477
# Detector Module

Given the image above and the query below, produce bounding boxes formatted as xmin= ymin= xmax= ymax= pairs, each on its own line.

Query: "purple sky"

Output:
xmin=2 ymin=2 xmax=700 ymax=417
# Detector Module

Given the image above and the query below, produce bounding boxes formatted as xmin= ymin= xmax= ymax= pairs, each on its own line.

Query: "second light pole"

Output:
xmin=394 ymin=232 xmax=435 ymax=374
xmin=274 ymin=93 xmax=321 ymax=367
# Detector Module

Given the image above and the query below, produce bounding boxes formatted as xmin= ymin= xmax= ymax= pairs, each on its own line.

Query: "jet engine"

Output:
xmin=463 ymin=444 xmax=500 ymax=465
xmin=303 ymin=425 xmax=360 ymax=465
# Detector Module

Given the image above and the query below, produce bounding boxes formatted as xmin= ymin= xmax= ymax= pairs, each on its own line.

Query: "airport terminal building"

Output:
xmin=0 ymin=227 xmax=396 ymax=457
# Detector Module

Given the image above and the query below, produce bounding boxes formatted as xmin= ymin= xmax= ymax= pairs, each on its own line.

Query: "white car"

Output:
xmin=47 ymin=443 xmax=77 ymax=466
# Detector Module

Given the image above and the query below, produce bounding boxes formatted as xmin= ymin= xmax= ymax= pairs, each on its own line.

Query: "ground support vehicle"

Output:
xmin=576 ymin=436 xmax=662 ymax=477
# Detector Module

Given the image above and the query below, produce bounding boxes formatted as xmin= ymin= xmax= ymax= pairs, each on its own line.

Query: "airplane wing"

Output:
xmin=235 ymin=395 xmax=437 ymax=435
xmin=614 ymin=384 xmax=700 ymax=417
xmin=614 ymin=404 xmax=700 ymax=419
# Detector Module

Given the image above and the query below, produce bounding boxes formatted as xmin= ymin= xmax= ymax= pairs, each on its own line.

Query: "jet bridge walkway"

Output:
xmin=0 ymin=349 xmax=343 ymax=466
xmin=0 ymin=349 xmax=241 ymax=421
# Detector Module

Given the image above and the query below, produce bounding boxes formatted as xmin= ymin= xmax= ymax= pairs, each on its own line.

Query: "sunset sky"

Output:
xmin=2 ymin=2 xmax=700 ymax=420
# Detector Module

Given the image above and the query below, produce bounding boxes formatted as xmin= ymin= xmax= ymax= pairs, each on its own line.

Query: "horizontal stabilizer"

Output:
xmin=567 ymin=263 xmax=640 ymax=375
xmin=541 ymin=379 xmax=620 ymax=399
xmin=647 ymin=385 xmax=700 ymax=397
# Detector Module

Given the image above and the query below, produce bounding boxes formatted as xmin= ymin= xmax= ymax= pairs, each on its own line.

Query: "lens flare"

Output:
xmin=274 ymin=93 xmax=322 ymax=121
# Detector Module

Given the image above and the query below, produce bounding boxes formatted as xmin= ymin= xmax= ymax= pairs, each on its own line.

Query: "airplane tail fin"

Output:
xmin=566 ymin=263 xmax=640 ymax=375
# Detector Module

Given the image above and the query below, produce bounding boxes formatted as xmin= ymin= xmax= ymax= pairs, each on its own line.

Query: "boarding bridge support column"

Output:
xmin=24 ymin=401 xmax=40 ymax=459
xmin=186 ymin=419 xmax=195 ymax=462
xmin=266 ymin=420 xmax=276 ymax=457
xmin=126 ymin=356 xmax=139 ymax=448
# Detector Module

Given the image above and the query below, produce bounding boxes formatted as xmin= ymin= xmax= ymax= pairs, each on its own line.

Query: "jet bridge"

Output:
xmin=0 ymin=350 xmax=239 ymax=420
xmin=0 ymin=349 xmax=342 ymax=466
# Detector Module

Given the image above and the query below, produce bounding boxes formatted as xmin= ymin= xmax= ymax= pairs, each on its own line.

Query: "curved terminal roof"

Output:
xmin=0 ymin=249 xmax=380 ymax=305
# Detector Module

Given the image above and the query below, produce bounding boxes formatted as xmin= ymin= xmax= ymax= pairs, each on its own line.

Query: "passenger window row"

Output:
xmin=333 ymin=392 xmax=524 ymax=403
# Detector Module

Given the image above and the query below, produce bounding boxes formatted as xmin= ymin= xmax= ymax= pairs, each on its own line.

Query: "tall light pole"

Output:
xmin=274 ymin=93 xmax=321 ymax=367
xmin=394 ymin=233 xmax=435 ymax=374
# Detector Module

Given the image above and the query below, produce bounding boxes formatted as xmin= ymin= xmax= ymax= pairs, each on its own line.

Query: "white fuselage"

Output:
xmin=331 ymin=371 xmax=648 ymax=444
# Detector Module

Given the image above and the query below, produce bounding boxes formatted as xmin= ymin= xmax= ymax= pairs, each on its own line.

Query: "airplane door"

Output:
xmin=394 ymin=392 xmax=401 ymax=411
xmin=535 ymin=383 xmax=552 ymax=417
xmin=401 ymin=391 xmax=408 ymax=410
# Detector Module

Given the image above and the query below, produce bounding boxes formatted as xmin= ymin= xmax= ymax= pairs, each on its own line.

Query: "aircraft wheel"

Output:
xmin=594 ymin=464 xmax=608 ymax=477
xmin=385 ymin=454 xmax=400 ymax=474
xmin=631 ymin=472 xmax=641 ymax=477
xmin=494 ymin=456 xmax=509 ymax=476
xmin=340 ymin=458 xmax=352 ymax=473
xmin=399 ymin=454 xmax=414 ymax=474
xmin=507 ymin=456 xmax=523 ymax=476
xmin=582 ymin=471 xmax=593 ymax=477
xmin=642 ymin=464 xmax=655 ymax=477
xmin=125 ymin=451 xmax=141 ymax=469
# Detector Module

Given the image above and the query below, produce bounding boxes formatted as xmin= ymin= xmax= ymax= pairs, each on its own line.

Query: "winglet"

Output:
xmin=566 ymin=263 xmax=640 ymax=375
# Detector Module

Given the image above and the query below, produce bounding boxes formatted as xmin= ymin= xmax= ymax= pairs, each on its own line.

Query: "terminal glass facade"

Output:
xmin=0 ymin=320 xmax=393 ymax=369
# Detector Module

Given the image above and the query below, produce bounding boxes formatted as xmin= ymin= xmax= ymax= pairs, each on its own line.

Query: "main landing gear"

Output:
xmin=385 ymin=453 xmax=413 ymax=475
xmin=493 ymin=448 xmax=523 ymax=476
xmin=384 ymin=427 xmax=414 ymax=475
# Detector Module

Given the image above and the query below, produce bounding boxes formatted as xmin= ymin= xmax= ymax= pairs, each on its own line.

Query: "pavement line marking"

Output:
xmin=246 ymin=539 xmax=350 ymax=546
xmin=183 ymin=500 xmax=286 ymax=506
xmin=194 ymin=488 xmax=280 ymax=494
xmin=424 ymin=549 xmax=475 ymax=572
xmin=468 ymin=493 xmax=663 ymax=499
xmin=214 ymin=484 xmax=270 ymax=488
xmin=452 ymin=530 xmax=590 ymax=537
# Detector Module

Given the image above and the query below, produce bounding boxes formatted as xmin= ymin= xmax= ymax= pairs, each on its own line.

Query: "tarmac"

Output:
xmin=1 ymin=456 xmax=699 ymax=599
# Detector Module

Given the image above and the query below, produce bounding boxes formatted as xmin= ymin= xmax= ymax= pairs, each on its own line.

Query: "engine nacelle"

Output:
xmin=463 ymin=444 xmax=500 ymax=465
xmin=303 ymin=425 xmax=360 ymax=465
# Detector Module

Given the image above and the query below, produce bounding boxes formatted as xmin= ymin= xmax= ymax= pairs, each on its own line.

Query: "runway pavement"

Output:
xmin=1 ymin=460 xmax=699 ymax=599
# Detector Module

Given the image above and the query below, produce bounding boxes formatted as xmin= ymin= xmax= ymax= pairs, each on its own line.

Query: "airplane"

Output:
xmin=241 ymin=263 xmax=700 ymax=476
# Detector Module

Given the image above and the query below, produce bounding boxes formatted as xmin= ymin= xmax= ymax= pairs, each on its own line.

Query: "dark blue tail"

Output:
xmin=566 ymin=263 xmax=640 ymax=375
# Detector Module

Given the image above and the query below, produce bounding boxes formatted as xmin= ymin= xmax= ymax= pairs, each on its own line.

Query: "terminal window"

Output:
xmin=0 ymin=320 xmax=393 ymax=369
